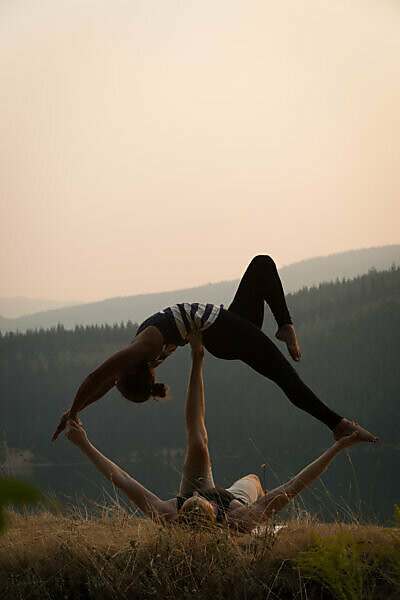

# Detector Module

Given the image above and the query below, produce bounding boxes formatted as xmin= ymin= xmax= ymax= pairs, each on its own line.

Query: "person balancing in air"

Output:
xmin=65 ymin=333 xmax=368 ymax=530
xmin=53 ymin=255 xmax=378 ymax=444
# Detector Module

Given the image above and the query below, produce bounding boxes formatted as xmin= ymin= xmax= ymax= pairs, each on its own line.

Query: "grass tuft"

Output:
xmin=0 ymin=504 xmax=399 ymax=599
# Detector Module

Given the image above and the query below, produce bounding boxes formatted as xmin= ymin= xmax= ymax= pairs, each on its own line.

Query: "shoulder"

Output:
xmin=135 ymin=326 xmax=164 ymax=349
xmin=91 ymin=332 xmax=164 ymax=380
xmin=156 ymin=498 xmax=178 ymax=522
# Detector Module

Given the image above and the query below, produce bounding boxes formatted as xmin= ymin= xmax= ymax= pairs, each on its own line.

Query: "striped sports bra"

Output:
xmin=136 ymin=302 xmax=223 ymax=347
xmin=162 ymin=303 xmax=222 ymax=342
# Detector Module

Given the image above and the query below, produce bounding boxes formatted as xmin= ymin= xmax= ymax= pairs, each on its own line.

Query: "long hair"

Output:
xmin=116 ymin=361 xmax=168 ymax=403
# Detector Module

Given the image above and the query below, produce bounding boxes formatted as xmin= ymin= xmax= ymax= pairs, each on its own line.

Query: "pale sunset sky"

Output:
xmin=1 ymin=0 xmax=399 ymax=302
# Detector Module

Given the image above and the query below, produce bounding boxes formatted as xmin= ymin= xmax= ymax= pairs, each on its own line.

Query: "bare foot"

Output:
xmin=333 ymin=418 xmax=379 ymax=443
xmin=275 ymin=324 xmax=301 ymax=362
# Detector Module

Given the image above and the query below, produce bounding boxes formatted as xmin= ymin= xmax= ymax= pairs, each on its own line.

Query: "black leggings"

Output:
xmin=202 ymin=255 xmax=342 ymax=430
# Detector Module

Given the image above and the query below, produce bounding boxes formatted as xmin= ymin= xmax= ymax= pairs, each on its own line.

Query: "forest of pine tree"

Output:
xmin=0 ymin=267 xmax=399 ymax=521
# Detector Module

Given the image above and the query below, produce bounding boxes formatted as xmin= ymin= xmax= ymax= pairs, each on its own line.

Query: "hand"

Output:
xmin=65 ymin=419 xmax=88 ymax=445
xmin=336 ymin=431 xmax=362 ymax=450
xmin=187 ymin=332 xmax=204 ymax=358
xmin=51 ymin=411 xmax=82 ymax=442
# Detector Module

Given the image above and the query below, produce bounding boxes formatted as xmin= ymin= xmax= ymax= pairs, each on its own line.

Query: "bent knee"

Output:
xmin=244 ymin=473 xmax=264 ymax=497
xmin=250 ymin=255 xmax=276 ymax=271
xmin=244 ymin=473 xmax=261 ymax=484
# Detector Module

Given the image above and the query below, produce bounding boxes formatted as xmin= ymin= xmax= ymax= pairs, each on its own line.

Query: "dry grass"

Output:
xmin=0 ymin=505 xmax=399 ymax=600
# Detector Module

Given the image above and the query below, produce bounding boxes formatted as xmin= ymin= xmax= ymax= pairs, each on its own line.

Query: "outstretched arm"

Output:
xmin=66 ymin=421 xmax=176 ymax=520
xmin=52 ymin=327 xmax=164 ymax=441
xmin=228 ymin=433 xmax=363 ymax=530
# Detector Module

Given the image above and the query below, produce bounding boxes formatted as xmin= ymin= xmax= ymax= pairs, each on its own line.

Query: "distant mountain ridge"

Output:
xmin=1 ymin=244 xmax=399 ymax=333
xmin=0 ymin=297 xmax=81 ymax=319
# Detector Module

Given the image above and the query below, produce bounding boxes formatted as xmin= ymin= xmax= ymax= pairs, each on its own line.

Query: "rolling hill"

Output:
xmin=1 ymin=244 xmax=399 ymax=333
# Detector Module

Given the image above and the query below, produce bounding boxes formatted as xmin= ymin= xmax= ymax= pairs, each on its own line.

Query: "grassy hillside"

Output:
xmin=0 ymin=505 xmax=399 ymax=599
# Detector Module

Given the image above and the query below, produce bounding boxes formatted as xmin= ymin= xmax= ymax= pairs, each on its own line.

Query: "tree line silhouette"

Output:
xmin=0 ymin=266 xmax=399 ymax=520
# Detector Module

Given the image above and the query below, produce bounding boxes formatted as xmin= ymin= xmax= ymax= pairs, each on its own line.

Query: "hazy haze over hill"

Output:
xmin=0 ymin=298 xmax=81 ymax=319
xmin=0 ymin=245 xmax=398 ymax=333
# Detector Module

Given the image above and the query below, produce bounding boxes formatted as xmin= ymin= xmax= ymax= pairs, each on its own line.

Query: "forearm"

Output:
xmin=69 ymin=375 xmax=114 ymax=418
xmin=248 ymin=444 xmax=341 ymax=521
xmin=69 ymin=337 xmax=162 ymax=418
xmin=284 ymin=442 xmax=342 ymax=497
xmin=79 ymin=439 xmax=128 ymax=486
xmin=230 ymin=440 xmax=356 ymax=529
xmin=75 ymin=439 xmax=166 ymax=517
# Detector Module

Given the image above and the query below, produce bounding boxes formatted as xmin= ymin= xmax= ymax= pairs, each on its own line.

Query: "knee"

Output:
xmin=245 ymin=473 xmax=261 ymax=484
xmin=188 ymin=434 xmax=209 ymax=454
xmin=250 ymin=254 xmax=276 ymax=271
xmin=269 ymin=360 xmax=297 ymax=384
xmin=245 ymin=474 xmax=264 ymax=496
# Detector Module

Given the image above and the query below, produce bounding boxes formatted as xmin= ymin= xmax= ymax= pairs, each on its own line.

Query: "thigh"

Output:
xmin=204 ymin=309 xmax=259 ymax=359
xmin=204 ymin=309 xmax=287 ymax=378
xmin=179 ymin=466 xmax=216 ymax=495
xmin=203 ymin=310 xmax=238 ymax=359
xmin=228 ymin=258 xmax=265 ymax=328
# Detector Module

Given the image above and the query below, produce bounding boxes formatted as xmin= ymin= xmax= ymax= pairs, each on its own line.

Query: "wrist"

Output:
xmin=77 ymin=438 xmax=90 ymax=450
xmin=331 ymin=441 xmax=343 ymax=454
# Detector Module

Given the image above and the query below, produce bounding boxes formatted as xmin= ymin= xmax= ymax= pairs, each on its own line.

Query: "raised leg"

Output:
xmin=179 ymin=336 xmax=215 ymax=495
xmin=228 ymin=255 xmax=292 ymax=328
xmin=204 ymin=310 xmax=377 ymax=440
xmin=203 ymin=310 xmax=342 ymax=430
xmin=228 ymin=255 xmax=300 ymax=361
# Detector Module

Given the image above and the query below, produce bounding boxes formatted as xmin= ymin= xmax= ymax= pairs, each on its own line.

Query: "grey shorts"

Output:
xmin=226 ymin=475 xmax=261 ymax=506
xmin=179 ymin=469 xmax=261 ymax=506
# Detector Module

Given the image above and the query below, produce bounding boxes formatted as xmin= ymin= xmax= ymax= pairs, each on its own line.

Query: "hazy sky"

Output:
xmin=1 ymin=0 xmax=399 ymax=302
